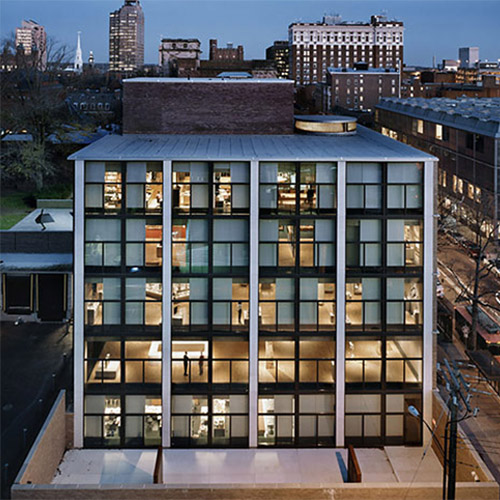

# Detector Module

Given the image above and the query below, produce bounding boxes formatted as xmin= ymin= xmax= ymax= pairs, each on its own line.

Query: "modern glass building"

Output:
xmin=71 ymin=114 xmax=437 ymax=450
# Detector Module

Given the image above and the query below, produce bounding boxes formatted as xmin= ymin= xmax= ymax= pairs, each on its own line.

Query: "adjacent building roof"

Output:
xmin=123 ymin=77 xmax=291 ymax=84
xmin=329 ymin=67 xmax=398 ymax=74
xmin=377 ymin=97 xmax=500 ymax=138
xmin=0 ymin=253 xmax=72 ymax=272
xmin=10 ymin=209 xmax=73 ymax=232
xmin=68 ymin=126 xmax=435 ymax=162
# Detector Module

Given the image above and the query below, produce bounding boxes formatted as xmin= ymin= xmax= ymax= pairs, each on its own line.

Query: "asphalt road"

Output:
xmin=438 ymin=232 xmax=500 ymax=324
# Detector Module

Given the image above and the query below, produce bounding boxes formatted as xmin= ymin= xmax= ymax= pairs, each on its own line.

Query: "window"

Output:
xmin=387 ymin=219 xmax=423 ymax=267
xmin=346 ymin=163 xmax=382 ymax=210
xmin=468 ymin=182 xmax=475 ymax=200
xmin=346 ymin=278 xmax=381 ymax=331
xmin=435 ymin=124 xmax=443 ymax=141
xmin=171 ymin=395 xmax=248 ymax=447
xmin=346 ymin=219 xmax=382 ymax=267
xmin=260 ymin=162 xmax=336 ymax=214
xmin=386 ymin=277 xmax=422 ymax=330
xmin=417 ymin=120 xmax=424 ymax=134
xmin=387 ymin=163 xmax=423 ymax=210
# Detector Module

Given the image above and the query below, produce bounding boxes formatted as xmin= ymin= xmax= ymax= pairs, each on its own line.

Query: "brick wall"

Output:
xmin=123 ymin=80 xmax=295 ymax=135
xmin=16 ymin=391 xmax=67 ymax=485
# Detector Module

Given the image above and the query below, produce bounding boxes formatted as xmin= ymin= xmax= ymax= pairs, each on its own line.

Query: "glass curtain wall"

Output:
xmin=83 ymin=161 xmax=163 ymax=447
xmin=258 ymin=162 xmax=337 ymax=447
xmin=345 ymin=162 xmax=424 ymax=446
xmin=171 ymin=162 xmax=250 ymax=447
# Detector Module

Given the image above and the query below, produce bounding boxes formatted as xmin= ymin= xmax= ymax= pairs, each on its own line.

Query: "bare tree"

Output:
xmin=0 ymin=34 xmax=72 ymax=189
xmin=439 ymin=194 xmax=500 ymax=351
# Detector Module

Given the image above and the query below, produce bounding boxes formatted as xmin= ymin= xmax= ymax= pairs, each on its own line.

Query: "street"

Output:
xmin=438 ymin=232 xmax=500 ymax=324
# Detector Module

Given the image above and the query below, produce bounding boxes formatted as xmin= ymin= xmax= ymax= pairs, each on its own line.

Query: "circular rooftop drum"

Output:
xmin=294 ymin=115 xmax=357 ymax=135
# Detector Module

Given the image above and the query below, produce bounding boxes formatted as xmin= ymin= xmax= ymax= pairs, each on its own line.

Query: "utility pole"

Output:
xmin=437 ymin=359 xmax=486 ymax=500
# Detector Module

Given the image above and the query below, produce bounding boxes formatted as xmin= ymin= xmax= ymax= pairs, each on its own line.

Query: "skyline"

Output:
xmin=1 ymin=0 xmax=499 ymax=67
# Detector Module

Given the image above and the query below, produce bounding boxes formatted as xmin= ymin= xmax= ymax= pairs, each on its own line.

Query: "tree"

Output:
xmin=439 ymin=194 xmax=500 ymax=351
xmin=0 ymin=34 xmax=72 ymax=190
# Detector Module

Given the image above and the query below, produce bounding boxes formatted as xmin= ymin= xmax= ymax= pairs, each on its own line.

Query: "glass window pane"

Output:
xmin=85 ymin=185 xmax=103 ymax=208
xmin=104 ymin=244 xmax=121 ymax=266
xmin=127 ymin=162 xmax=146 ymax=182
xmin=316 ymin=163 xmax=336 ymax=183
xmin=103 ymin=302 xmax=120 ymax=324
xmin=347 ymin=163 xmax=382 ymax=183
xmin=86 ymin=219 xmax=120 ymax=241
xmin=319 ymin=185 xmax=336 ymax=209
xmin=126 ymin=243 xmax=143 ymax=266
xmin=127 ymin=185 xmax=144 ymax=208
xmin=126 ymin=219 xmax=146 ymax=241
xmin=85 ymin=162 xmax=105 ymax=182
xmin=214 ymin=220 xmax=248 ymax=241
xmin=260 ymin=162 xmax=278 ymax=183
xmin=387 ymin=163 xmax=422 ymax=183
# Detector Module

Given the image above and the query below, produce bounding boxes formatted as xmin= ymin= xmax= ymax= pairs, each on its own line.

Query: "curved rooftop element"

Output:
xmin=294 ymin=115 xmax=357 ymax=135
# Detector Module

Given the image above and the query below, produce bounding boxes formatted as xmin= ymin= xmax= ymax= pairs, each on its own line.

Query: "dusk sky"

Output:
xmin=1 ymin=0 xmax=499 ymax=67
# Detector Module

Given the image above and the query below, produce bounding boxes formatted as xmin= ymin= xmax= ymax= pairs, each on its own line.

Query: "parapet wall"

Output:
xmin=15 ymin=391 xmax=68 ymax=486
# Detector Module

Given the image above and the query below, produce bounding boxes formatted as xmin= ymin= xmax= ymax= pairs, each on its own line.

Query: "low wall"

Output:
xmin=10 ymin=482 xmax=499 ymax=500
xmin=14 ymin=391 xmax=68 ymax=486
xmin=431 ymin=390 xmax=496 ymax=483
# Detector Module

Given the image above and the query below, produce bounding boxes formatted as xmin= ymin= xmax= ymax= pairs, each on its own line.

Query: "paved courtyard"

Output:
xmin=52 ymin=447 xmax=442 ymax=486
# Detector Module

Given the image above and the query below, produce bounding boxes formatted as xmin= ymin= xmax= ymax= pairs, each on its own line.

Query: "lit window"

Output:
xmin=435 ymin=124 xmax=443 ymax=141
xmin=417 ymin=120 xmax=424 ymax=134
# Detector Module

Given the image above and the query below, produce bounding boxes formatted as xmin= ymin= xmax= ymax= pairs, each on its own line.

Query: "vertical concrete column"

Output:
xmin=423 ymin=159 xmax=436 ymax=443
xmin=335 ymin=160 xmax=346 ymax=447
xmin=162 ymin=160 xmax=172 ymax=447
xmin=249 ymin=159 xmax=259 ymax=447
xmin=73 ymin=160 xmax=85 ymax=448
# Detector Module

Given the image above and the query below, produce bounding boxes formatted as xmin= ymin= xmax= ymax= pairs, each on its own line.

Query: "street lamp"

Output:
xmin=408 ymin=405 xmax=447 ymax=500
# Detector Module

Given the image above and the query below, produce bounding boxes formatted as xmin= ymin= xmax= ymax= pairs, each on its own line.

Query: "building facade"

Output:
xmin=15 ymin=19 xmax=47 ymax=70
xmin=158 ymin=39 xmax=201 ymax=77
xmin=289 ymin=14 xmax=403 ymax=86
xmin=459 ymin=47 xmax=479 ymax=69
xmin=209 ymin=40 xmax=244 ymax=61
xmin=70 ymin=79 xmax=436 ymax=451
xmin=376 ymin=97 xmax=500 ymax=240
xmin=109 ymin=0 xmax=144 ymax=72
xmin=321 ymin=66 xmax=399 ymax=112
xmin=266 ymin=41 xmax=290 ymax=79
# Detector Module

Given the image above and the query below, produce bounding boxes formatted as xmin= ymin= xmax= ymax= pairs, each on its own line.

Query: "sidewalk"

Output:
xmin=438 ymin=336 xmax=500 ymax=485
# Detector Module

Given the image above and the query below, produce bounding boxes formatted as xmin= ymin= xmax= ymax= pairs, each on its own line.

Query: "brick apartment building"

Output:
xmin=289 ymin=14 xmax=403 ymax=86
xmin=376 ymin=97 xmax=500 ymax=240
xmin=319 ymin=64 xmax=399 ymax=113
xmin=209 ymin=39 xmax=244 ymax=61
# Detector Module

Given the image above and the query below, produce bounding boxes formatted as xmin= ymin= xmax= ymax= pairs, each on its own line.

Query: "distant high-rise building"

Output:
xmin=458 ymin=47 xmax=479 ymax=69
xmin=209 ymin=39 xmax=244 ymax=61
xmin=266 ymin=41 xmax=289 ymax=79
xmin=15 ymin=19 xmax=47 ymax=70
xmin=289 ymin=14 xmax=404 ymax=85
xmin=109 ymin=0 xmax=144 ymax=72
xmin=74 ymin=32 xmax=83 ymax=73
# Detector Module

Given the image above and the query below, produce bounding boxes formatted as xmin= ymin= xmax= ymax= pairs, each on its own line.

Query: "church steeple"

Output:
xmin=74 ymin=31 xmax=83 ymax=73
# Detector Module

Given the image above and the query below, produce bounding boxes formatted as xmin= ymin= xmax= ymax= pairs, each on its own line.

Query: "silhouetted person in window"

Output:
xmin=183 ymin=352 xmax=189 ymax=376
xmin=199 ymin=352 xmax=205 ymax=376
xmin=237 ymin=301 xmax=243 ymax=324
xmin=307 ymin=184 xmax=314 ymax=207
